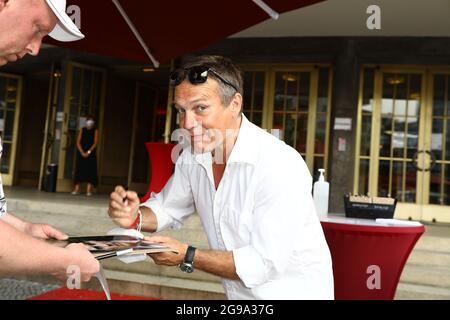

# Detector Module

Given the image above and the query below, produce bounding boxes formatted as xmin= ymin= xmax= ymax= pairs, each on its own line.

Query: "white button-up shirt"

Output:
xmin=142 ymin=115 xmax=334 ymax=300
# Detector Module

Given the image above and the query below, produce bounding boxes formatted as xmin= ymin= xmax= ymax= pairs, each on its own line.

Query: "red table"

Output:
xmin=321 ymin=215 xmax=425 ymax=300
xmin=28 ymin=288 xmax=158 ymax=300
xmin=140 ymin=142 xmax=176 ymax=203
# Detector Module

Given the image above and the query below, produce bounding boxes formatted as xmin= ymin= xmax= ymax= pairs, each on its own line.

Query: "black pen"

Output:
xmin=123 ymin=185 xmax=129 ymax=204
xmin=96 ymin=248 xmax=133 ymax=261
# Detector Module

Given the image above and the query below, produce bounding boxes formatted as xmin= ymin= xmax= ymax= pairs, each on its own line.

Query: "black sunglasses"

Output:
xmin=170 ymin=66 xmax=239 ymax=93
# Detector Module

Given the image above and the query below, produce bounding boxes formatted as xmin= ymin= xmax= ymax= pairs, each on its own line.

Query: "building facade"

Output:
xmin=0 ymin=0 xmax=449 ymax=223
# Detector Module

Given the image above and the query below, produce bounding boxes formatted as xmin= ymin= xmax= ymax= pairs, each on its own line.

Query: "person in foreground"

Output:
xmin=0 ymin=0 xmax=99 ymax=282
xmin=109 ymin=55 xmax=334 ymax=299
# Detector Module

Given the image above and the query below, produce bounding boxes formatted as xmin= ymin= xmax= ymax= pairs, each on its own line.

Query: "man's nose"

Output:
xmin=26 ymin=37 xmax=43 ymax=56
xmin=182 ymin=111 xmax=198 ymax=131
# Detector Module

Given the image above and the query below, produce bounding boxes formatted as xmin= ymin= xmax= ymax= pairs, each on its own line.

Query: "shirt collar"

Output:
xmin=227 ymin=114 xmax=258 ymax=165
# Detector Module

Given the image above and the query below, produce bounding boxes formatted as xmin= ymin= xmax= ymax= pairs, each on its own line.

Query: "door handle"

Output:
xmin=412 ymin=150 xmax=436 ymax=172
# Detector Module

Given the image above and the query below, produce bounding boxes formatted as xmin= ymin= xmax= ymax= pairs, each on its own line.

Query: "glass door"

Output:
xmin=242 ymin=70 xmax=267 ymax=128
xmin=0 ymin=73 xmax=22 ymax=185
xmin=267 ymin=66 xmax=332 ymax=179
xmin=421 ymin=71 xmax=450 ymax=222
xmin=355 ymin=66 xmax=450 ymax=223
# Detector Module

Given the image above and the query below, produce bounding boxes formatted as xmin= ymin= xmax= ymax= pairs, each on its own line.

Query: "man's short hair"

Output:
xmin=179 ymin=55 xmax=243 ymax=107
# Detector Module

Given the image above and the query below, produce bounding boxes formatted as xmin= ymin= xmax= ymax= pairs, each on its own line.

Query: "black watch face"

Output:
xmin=180 ymin=263 xmax=194 ymax=273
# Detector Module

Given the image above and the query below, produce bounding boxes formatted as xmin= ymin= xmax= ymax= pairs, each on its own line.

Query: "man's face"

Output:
xmin=173 ymin=79 xmax=241 ymax=155
xmin=0 ymin=0 xmax=58 ymax=66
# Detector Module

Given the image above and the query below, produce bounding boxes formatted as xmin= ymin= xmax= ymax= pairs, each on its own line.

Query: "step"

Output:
xmin=10 ymin=209 xmax=208 ymax=242
xmin=406 ymin=249 xmax=450 ymax=268
xmin=414 ymin=236 xmax=450 ymax=253
xmin=6 ymin=193 xmax=206 ymax=229
xmin=10 ymin=210 xmax=118 ymax=236
xmin=6 ymin=197 xmax=109 ymax=217
xmin=395 ymin=282 xmax=450 ymax=300
xmin=101 ymin=269 xmax=225 ymax=299
xmin=399 ymin=264 xmax=450 ymax=288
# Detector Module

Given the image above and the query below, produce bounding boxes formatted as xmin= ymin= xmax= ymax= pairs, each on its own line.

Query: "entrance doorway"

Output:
xmin=40 ymin=62 xmax=105 ymax=192
xmin=0 ymin=72 xmax=22 ymax=186
xmin=354 ymin=65 xmax=450 ymax=223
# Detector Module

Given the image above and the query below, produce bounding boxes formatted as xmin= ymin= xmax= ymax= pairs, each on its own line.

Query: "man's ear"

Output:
xmin=230 ymin=93 xmax=243 ymax=118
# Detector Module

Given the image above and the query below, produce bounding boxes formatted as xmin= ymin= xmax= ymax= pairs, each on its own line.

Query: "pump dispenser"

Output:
xmin=313 ymin=169 xmax=330 ymax=219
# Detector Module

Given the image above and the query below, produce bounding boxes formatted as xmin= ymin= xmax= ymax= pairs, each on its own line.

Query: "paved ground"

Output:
xmin=0 ymin=279 xmax=60 ymax=300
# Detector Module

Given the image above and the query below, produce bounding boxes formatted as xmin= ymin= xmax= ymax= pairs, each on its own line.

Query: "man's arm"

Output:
xmin=191 ymin=249 xmax=239 ymax=280
xmin=0 ymin=220 xmax=99 ymax=280
xmin=140 ymin=206 xmax=158 ymax=233
xmin=145 ymin=235 xmax=240 ymax=280
xmin=1 ymin=212 xmax=29 ymax=232
xmin=1 ymin=212 xmax=68 ymax=240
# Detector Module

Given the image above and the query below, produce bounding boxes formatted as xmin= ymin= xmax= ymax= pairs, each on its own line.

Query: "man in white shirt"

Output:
xmin=108 ymin=55 xmax=334 ymax=299
xmin=0 ymin=0 xmax=99 ymax=282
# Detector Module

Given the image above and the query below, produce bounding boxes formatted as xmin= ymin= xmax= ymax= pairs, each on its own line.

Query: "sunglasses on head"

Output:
xmin=170 ymin=65 xmax=238 ymax=93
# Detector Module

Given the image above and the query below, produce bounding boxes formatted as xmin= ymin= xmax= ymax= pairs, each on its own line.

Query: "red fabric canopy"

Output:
xmin=45 ymin=0 xmax=325 ymax=64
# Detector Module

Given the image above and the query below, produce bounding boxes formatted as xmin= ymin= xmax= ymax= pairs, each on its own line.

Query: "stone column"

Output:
xmin=328 ymin=39 xmax=360 ymax=213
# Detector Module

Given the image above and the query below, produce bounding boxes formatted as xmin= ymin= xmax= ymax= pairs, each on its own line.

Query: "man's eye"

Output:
xmin=177 ymin=108 xmax=185 ymax=114
xmin=34 ymin=25 xmax=42 ymax=37
xmin=197 ymin=106 xmax=207 ymax=113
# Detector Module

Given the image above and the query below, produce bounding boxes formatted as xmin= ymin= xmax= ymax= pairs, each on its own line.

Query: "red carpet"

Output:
xmin=29 ymin=288 xmax=159 ymax=300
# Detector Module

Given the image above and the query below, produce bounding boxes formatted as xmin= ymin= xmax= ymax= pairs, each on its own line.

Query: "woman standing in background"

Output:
xmin=72 ymin=116 xmax=99 ymax=196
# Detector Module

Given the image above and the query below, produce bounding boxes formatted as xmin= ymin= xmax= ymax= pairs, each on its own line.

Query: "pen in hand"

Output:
xmin=96 ymin=248 xmax=133 ymax=261
xmin=122 ymin=185 xmax=129 ymax=206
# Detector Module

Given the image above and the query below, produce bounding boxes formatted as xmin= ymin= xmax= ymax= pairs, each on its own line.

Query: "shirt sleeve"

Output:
xmin=140 ymin=151 xmax=196 ymax=232
xmin=0 ymin=177 xmax=7 ymax=219
xmin=233 ymin=150 xmax=314 ymax=288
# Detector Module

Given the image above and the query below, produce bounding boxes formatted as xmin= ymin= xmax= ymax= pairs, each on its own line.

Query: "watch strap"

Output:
xmin=184 ymin=246 xmax=196 ymax=264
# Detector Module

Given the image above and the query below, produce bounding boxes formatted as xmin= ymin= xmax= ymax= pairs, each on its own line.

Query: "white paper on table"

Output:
xmin=375 ymin=219 xmax=422 ymax=227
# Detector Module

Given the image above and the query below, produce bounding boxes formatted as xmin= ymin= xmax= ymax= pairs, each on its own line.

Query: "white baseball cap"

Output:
xmin=45 ymin=0 xmax=85 ymax=42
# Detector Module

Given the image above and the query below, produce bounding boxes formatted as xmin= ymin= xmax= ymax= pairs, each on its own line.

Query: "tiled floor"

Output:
xmin=4 ymin=186 xmax=110 ymax=207
xmin=0 ymin=279 xmax=60 ymax=300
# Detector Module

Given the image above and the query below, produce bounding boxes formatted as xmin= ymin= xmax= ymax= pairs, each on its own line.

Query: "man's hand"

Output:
xmin=108 ymin=186 xmax=140 ymax=228
xmin=24 ymin=223 xmax=68 ymax=240
xmin=53 ymin=243 xmax=100 ymax=282
xmin=145 ymin=235 xmax=188 ymax=266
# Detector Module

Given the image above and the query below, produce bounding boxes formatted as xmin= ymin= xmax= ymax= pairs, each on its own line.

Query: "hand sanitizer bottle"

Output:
xmin=313 ymin=169 xmax=329 ymax=219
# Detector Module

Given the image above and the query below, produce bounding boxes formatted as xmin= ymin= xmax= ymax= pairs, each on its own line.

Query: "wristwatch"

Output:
xmin=179 ymin=246 xmax=196 ymax=273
